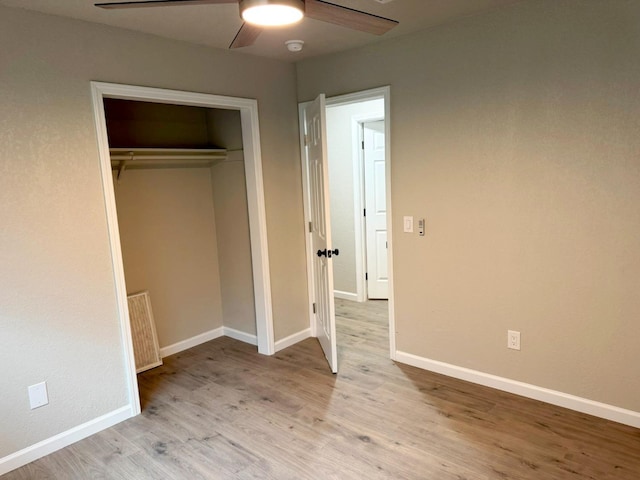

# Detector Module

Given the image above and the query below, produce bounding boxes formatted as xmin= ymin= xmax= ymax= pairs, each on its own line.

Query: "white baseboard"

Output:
xmin=160 ymin=327 xmax=224 ymax=358
xmin=223 ymin=327 xmax=257 ymax=346
xmin=160 ymin=326 xmax=261 ymax=358
xmin=334 ymin=290 xmax=358 ymax=301
xmin=0 ymin=405 xmax=133 ymax=476
xmin=395 ymin=351 xmax=640 ymax=429
xmin=275 ymin=328 xmax=311 ymax=352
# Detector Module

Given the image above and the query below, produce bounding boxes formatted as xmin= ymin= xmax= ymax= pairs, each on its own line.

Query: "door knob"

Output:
xmin=317 ymin=248 xmax=340 ymax=258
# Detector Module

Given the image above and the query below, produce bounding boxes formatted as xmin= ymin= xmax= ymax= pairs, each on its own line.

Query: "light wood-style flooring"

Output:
xmin=5 ymin=299 xmax=640 ymax=479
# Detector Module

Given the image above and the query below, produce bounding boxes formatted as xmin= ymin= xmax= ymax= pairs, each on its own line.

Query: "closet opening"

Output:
xmin=91 ymin=83 xmax=274 ymax=415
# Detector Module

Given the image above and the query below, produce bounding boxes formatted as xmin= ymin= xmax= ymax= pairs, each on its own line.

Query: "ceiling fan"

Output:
xmin=94 ymin=0 xmax=399 ymax=49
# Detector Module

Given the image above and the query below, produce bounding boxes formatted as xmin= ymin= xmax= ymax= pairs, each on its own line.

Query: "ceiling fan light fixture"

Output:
xmin=240 ymin=0 xmax=305 ymax=27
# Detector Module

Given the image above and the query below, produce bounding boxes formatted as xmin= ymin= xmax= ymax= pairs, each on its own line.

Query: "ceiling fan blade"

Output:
xmin=229 ymin=22 xmax=262 ymax=49
xmin=95 ymin=0 xmax=237 ymax=9
xmin=305 ymin=0 xmax=398 ymax=35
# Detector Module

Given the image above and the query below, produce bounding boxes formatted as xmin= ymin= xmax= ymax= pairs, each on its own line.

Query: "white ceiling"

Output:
xmin=0 ymin=0 xmax=522 ymax=62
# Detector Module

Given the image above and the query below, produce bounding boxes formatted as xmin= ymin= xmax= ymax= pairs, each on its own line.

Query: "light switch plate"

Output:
xmin=403 ymin=216 xmax=414 ymax=233
xmin=28 ymin=382 xmax=49 ymax=409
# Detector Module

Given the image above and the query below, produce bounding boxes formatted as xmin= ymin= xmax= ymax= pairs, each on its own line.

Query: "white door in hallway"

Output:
xmin=363 ymin=120 xmax=388 ymax=299
xmin=303 ymin=94 xmax=338 ymax=373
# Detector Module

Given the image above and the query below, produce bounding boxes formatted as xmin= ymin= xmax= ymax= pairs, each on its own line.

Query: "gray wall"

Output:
xmin=0 ymin=5 xmax=307 ymax=459
xmin=297 ymin=0 xmax=640 ymax=412
xmin=211 ymin=151 xmax=257 ymax=335
xmin=114 ymin=168 xmax=224 ymax=347
xmin=207 ymin=109 xmax=257 ymax=336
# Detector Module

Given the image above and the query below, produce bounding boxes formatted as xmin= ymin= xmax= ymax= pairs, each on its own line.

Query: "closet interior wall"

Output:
xmin=105 ymin=99 xmax=256 ymax=351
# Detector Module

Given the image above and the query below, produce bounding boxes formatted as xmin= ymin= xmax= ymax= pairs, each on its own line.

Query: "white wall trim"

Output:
xmin=0 ymin=405 xmax=133 ymax=476
xmin=90 ymin=83 xmax=141 ymax=416
xmin=159 ymin=327 xmax=225 ymax=358
xmin=325 ymin=87 xmax=390 ymax=107
xmin=334 ymin=290 xmax=358 ymax=301
xmin=90 ymin=82 xmax=274 ymax=366
xmin=160 ymin=326 xmax=261 ymax=358
xmin=395 ymin=351 xmax=640 ymax=429
xmin=223 ymin=327 xmax=258 ymax=346
xmin=352 ymin=121 xmax=366 ymax=303
xmin=350 ymin=111 xmax=384 ymax=303
xmin=275 ymin=328 xmax=312 ymax=352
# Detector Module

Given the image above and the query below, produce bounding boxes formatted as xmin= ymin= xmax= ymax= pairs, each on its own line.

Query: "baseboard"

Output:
xmin=223 ymin=327 xmax=257 ymax=346
xmin=0 ymin=405 xmax=133 ymax=476
xmin=275 ymin=328 xmax=311 ymax=353
xmin=160 ymin=326 xmax=262 ymax=358
xmin=334 ymin=290 xmax=358 ymax=301
xmin=395 ymin=351 xmax=640 ymax=429
xmin=160 ymin=327 xmax=224 ymax=358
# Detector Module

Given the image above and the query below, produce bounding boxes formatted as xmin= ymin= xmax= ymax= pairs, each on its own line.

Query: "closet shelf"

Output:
xmin=110 ymin=148 xmax=228 ymax=179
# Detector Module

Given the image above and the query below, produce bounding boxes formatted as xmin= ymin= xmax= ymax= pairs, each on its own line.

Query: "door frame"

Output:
xmin=299 ymin=86 xmax=396 ymax=359
xmin=360 ymin=118 xmax=388 ymax=300
xmin=91 ymin=82 xmax=275 ymax=415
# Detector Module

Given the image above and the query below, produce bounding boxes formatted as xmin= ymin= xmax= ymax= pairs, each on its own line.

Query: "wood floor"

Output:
xmin=5 ymin=299 xmax=640 ymax=479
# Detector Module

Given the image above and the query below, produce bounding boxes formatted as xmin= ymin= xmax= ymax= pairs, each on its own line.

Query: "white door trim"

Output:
xmin=362 ymin=119 xmax=388 ymax=300
xmin=91 ymin=82 xmax=275 ymax=415
xmin=350 ymin=113 xmax=384 ymax=302
xmin=300 ymin=86 xmax=396 ymax=360
xmin=298 ymin=101 xmax=317 ymax=337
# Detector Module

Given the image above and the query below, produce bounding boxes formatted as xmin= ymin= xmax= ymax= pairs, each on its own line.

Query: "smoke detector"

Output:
xmin=285 ymin=40 xmax=305 ymax=52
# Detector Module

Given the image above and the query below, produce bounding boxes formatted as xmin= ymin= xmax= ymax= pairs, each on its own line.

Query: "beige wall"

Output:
xmin=114 ymin=168 xmax=224 ymax=347
xmin=211 ymin=152 xmax=257 ymax=335
xmin=0 ymin=5 xmax=306 ymax=459
xmin=297 ymin=0 xmax=640 ymax=412
xmin=327 ymin=99 xmax=384 ymax=296
xmin=206 ymin=108 xmax=244 ymax=151
xmin=206 ymin=110 xmax=257 ymax=335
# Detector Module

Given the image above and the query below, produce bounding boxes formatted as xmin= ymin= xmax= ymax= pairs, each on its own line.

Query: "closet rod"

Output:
xmin=110 ymin=154 xmax=226 ymax=161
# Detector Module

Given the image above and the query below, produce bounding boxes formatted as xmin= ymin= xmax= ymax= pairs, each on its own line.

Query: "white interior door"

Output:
xmin=303 ymin=94 xmax=338 ymax=373
xmin=364 ymin=120 xmax=388 ymax=299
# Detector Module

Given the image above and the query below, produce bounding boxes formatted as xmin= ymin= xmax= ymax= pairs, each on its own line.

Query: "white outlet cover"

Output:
xmin=28 ymin=381 xmax=49 ymax=409
xmin=507 ymin=330 xmax=521 ymax=351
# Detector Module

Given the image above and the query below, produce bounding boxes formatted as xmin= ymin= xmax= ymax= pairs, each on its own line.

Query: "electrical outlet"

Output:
xmin=507 ymin=330 xmax=521 ymax=351
xmin=28 ymin=381 xmax=49 ymax=409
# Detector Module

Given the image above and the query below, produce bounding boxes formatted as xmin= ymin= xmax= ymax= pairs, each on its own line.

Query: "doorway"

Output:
xmin=326 ymin=101 xmax=388 ymax=302
xmin=91 ymin=82 xmax=275 ymax=414
xmin=300 ymin=86 xmax=396 ymax=372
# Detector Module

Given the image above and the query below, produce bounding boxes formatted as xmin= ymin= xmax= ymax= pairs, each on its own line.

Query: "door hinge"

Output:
xmin=312 ymin=303 xmax=316 ymax=314
xmin=363 ymin=208 xmax=366 ymax=217
xmin=308 ymin=221 xmax=313 ymax=233
xmin=365 ymin=272 xmax=368 ymax=280
xmin=361 ymin=140 xmax=365 ymax=149
xmin=304 ymin=134 xmax=310 ymax=146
